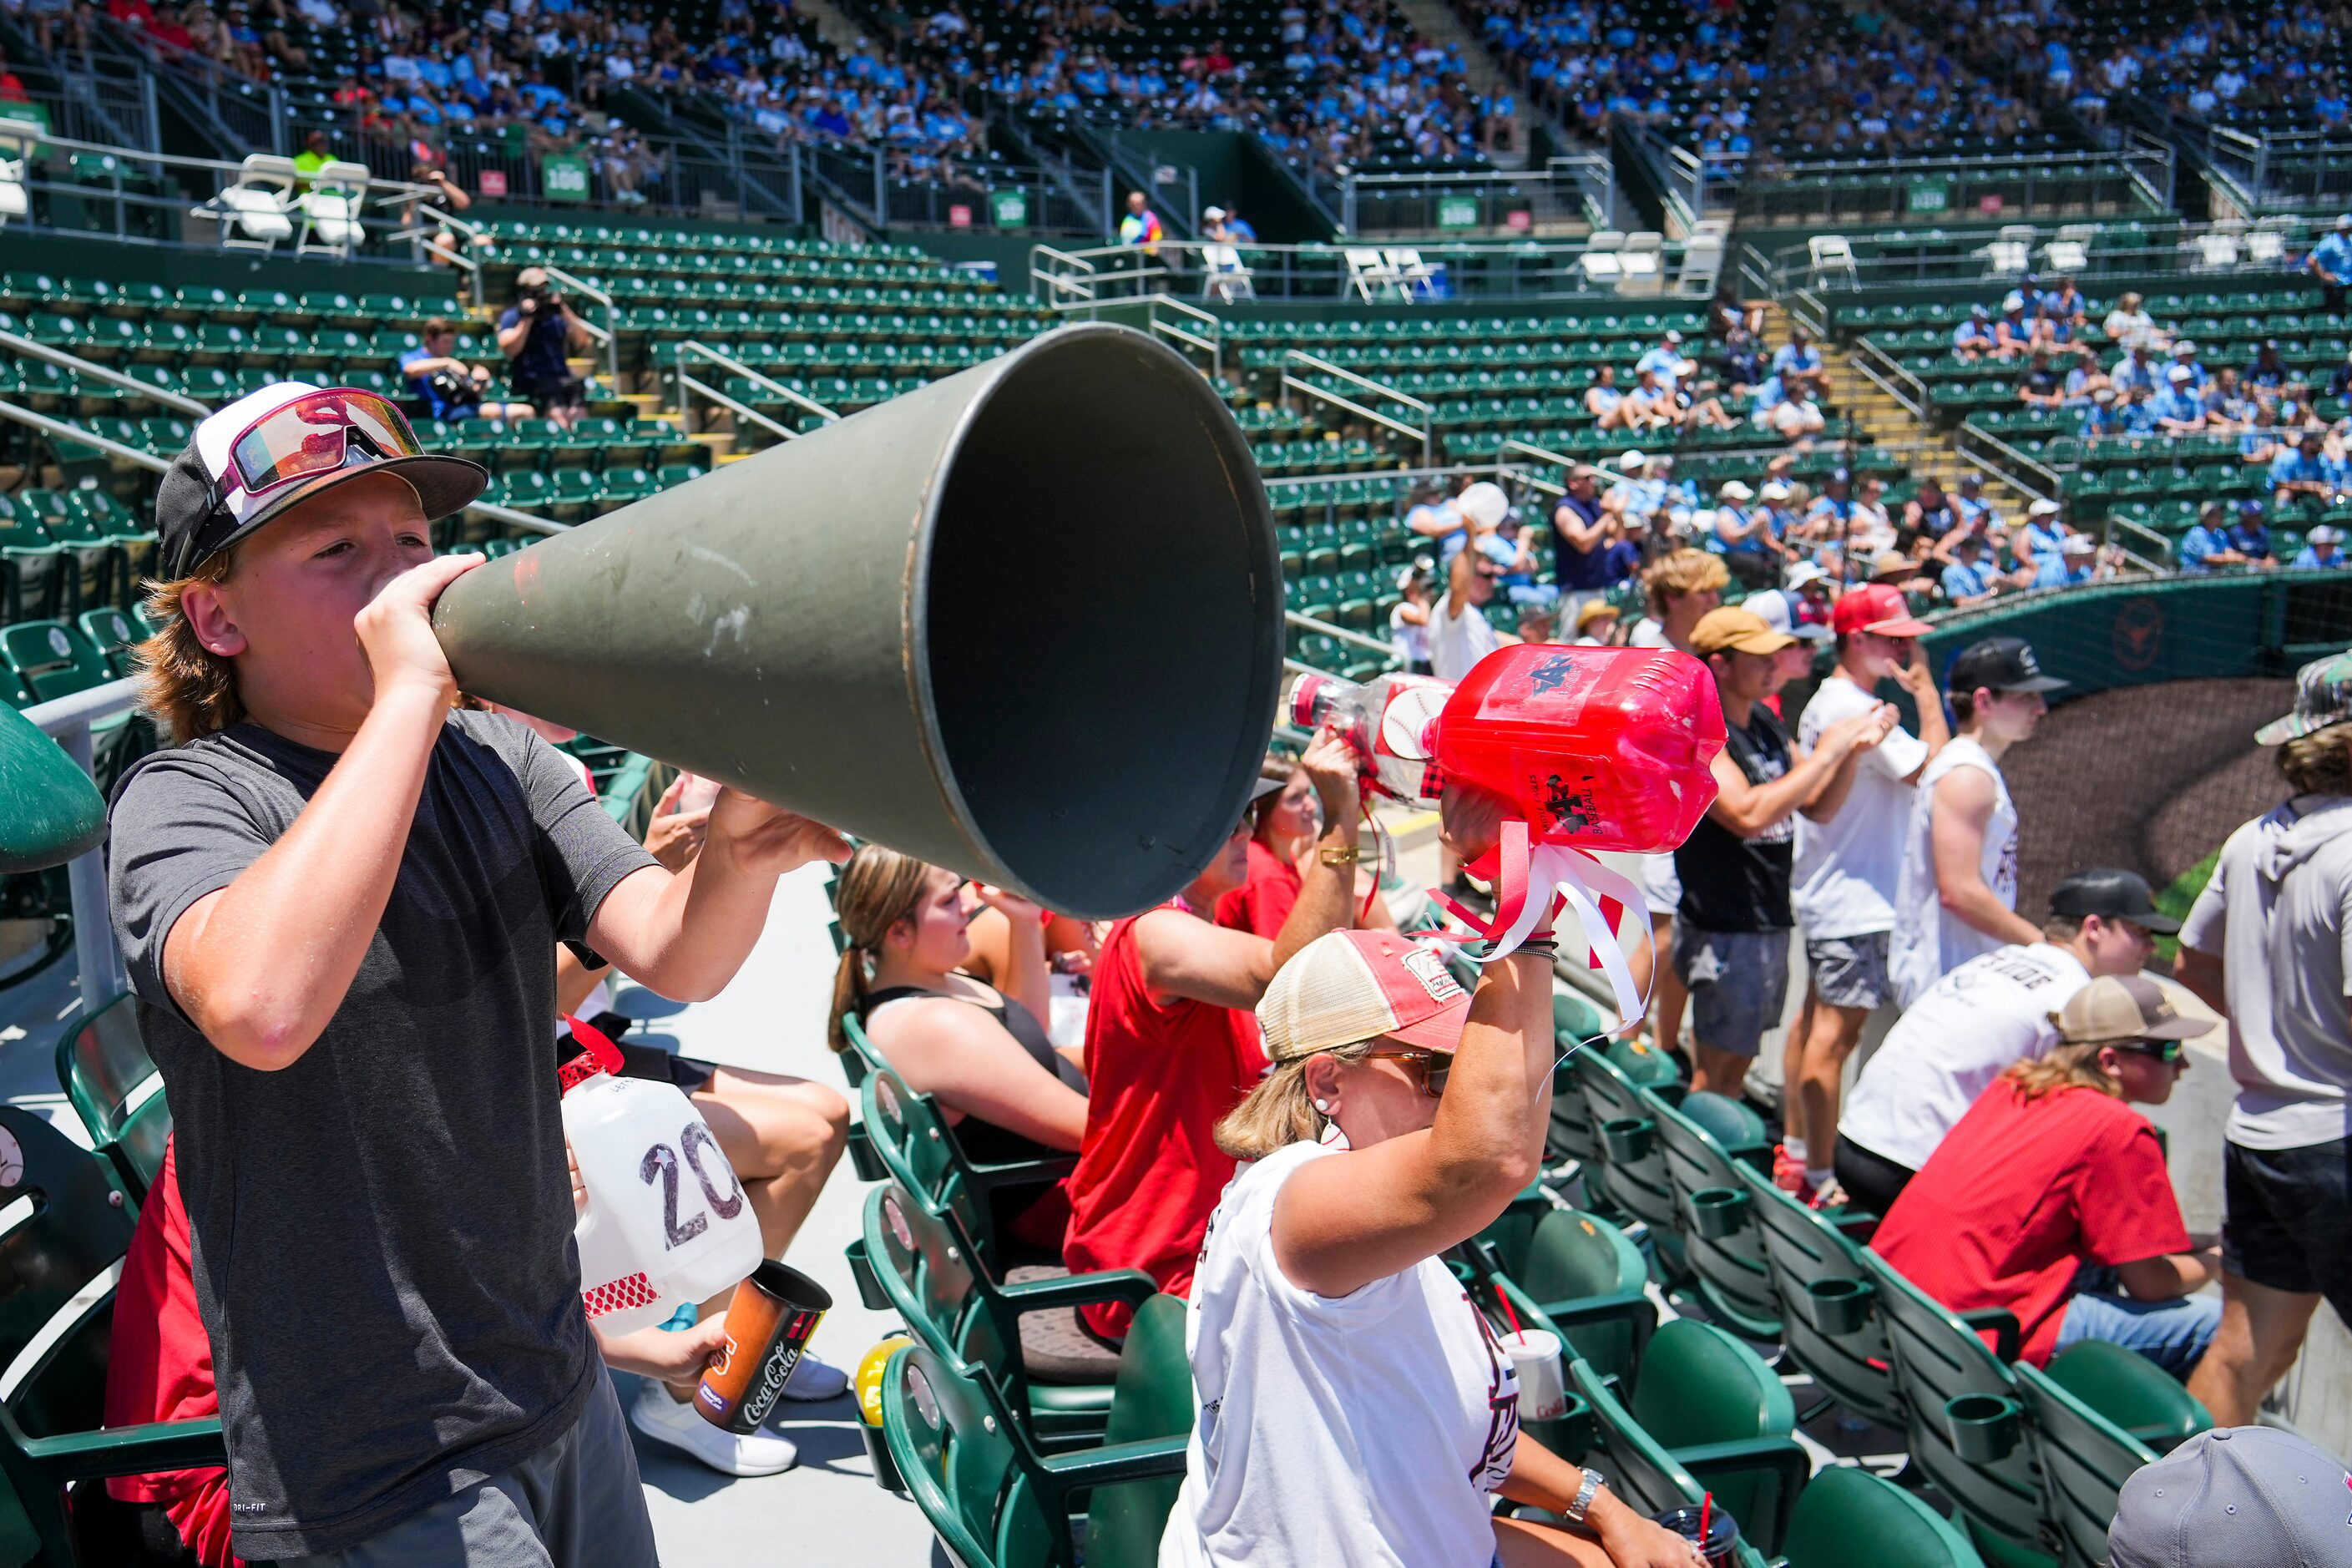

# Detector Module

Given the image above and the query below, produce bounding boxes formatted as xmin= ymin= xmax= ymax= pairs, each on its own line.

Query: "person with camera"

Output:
xmin=399 ymin=316 xmax=534 ymax=423
xmin=1162 ymin=787 xmax=1704 ymax=1568
xmin=497 ymin=266 xmax=593 ymax=429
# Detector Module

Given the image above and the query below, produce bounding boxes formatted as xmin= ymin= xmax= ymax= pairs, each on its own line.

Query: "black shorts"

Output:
xmin=514 ymin=374 xmax=587 ymax=410
xmin=2221 ymin=1136 xmax=2352 ymax=1317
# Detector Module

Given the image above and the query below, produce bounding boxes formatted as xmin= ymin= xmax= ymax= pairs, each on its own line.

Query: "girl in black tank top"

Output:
xmin=859 ymin=984 xmax=1087 ymax=1162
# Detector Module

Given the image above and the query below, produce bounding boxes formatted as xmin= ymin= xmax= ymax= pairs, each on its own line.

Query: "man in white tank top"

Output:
xmin=1889 ymin=636 xmax=2067 ymax=1008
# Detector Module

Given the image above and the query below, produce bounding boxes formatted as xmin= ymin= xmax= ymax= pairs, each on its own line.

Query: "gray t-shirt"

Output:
xmin=2180 ymin=793 xmax=2352 ymax=1151
xmin=106 ymin=711 xmax=658 ymax=1559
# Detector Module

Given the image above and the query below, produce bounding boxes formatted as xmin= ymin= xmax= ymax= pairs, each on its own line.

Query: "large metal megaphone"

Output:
xmin=432 ymin=323 xmax=1281 ymax=919
xmin=0 ymin=701 xmax=104 ymax=873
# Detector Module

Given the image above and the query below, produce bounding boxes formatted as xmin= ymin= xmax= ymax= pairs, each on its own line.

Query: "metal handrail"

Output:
xmin=1499 ymin=438 xmax=1628 ymax=490
xmin=397 ymin=204 xmax=488 ymax=310
xmin=0 ymin=328 xmax=210 ymax=417
xmin=1286 ymin=610 xmax=1397 ymax=656
xmin=1954 ymin=420 xmax=2065 ymax=500
xmin=1280 ymin=349 xmax=1433 ymax=463
xmin=1029 ymin=245 xmax=1100 ymax=304
xmin=1146 ymin=295 xmax=1222 ymax=377
xmin=1849 ymin=336 xmax=1932 ymax=422
xmin=673 ymin=341 xmax=841 ymax=446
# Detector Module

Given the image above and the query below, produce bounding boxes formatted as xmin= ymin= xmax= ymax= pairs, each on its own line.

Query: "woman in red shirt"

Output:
xmin=1871 ymin=974 xmax=2223 ymax=1376
xmin=1064 ymin=731 xmax=1361 ymax=1342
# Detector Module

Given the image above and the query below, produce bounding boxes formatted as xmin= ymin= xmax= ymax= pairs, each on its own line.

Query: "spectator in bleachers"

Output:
xmin=1635 ymin=327 xmax=1694 ymax=393
xmin=1552 ymin=465 xmax=1636 ymax=620
xmin=1571 ymin=597 xmax=1621 ymax=645
xmin=2291 ymin=524 xmax=2344 ymax=568
xmin=1062 ymin=736 xmax=1361 ymax=1343
xmin=2181 ymin=501 xmax=2255 ymax=572
xmin=827 ymin=842 xmax=1087 ymax=1171
xmin=2175 ymin=660 xmax=2352 ymax=1425
xmin=2228 ymin=501 xmax=2279 ymax=568
xmin=1720 ymin=324 xmax=1766 ymax=395
xmin=1781 ymin=584 xmax=1943 ymax=1201
xmin=2081 ymin=385 xmax=2126 ymax=437
xmin=1757 ymin=371 xmax=1828 ymax=442
xmin=2270 ymin=432 xmax=2335 ymax=509
xmin=2170 ymin=340 xmax=2209 ymax=391
xmin=497 ymin=266 xmax=591 ymax=429
xmin=2307 ymin=213 xmax=2352 ymax=312
xmin=2015 ymin=498 xmax=2074 ymax=573
xmin=1626 ymin=546 xmax=1725 ymax=653
xmin=1889 ymin=636 xmax=2064 ymax=1006
xmin=1583 ymin=365 xmax=1633 ymax=428
xmin=1951 ymin=304 xmax=1995 ymax=362
xmin=399 ymin=317 xmax=534 ymax=422
xmin=1621 ymin=366 xmax=1682 ymax=433
xmin=1433 ymin=514 xmax=1513 ymax=681
xmin=2102 ymin=291 xmax=2163 ymax=352
xmin=1674 ymin=606 xmax=1895 ymax=1099
xmin=1839 ymin=869 xmax=2174 ymax=1213
xmin=2151 ymin=365 xmax=2209 ymax=435
xmin=109 ymin=385 xmax=852 ymax=1563
xmin=1939 ymin=533 xmax=2007 ymax=608
xmin=1168 ymin=918 xmax=1703 ymax=1568
xmin=2033 ymin=534 xmax=2102 ymax=589
xmin=1390 ymin=564 xmax=1435 ymax=674
xmin=1871 ymin=973 xmax=2221 ymax=1376
xmin=2043 ymin=275 xmax=2088 ymax=337
xmin=2018 ymin=347 xmax=2071 ymax=412
xmin=2111 ymin=340 xmax=2162 ymax=399
xmin=1992 ymin=292 xmax=2041 ymax=359
xmin=1712 ymin=478 xmax=1784 ymax=588
xmin=1770 ymin=326 xmax=1827 ymax=400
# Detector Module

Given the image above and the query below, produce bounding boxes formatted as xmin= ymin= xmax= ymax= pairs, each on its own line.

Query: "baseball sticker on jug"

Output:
xmin=560 ymin=1016 xmax=765 ymax=1333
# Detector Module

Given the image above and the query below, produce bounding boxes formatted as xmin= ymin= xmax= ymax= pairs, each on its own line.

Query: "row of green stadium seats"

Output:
xmin=478 ymin=221 xmax=936 ymax=263
xmin=680 ymin=341 xmax=1014 ymax=377
xmin=1221 ymin=311 xmax=1707 ymax=346
xmin=0 ymin=490 xmax=156 ymax=625
xmin=0 ymin=276 xmax=466 ymax=328
xmin=1834 ymin=287 xmax=2329 ymax=336
xmin=559 ymin=275 xmax=1042 ymax=316
xmin=1238 ymin=341 xmax=1692 ymax=378
xmin=487 ymin=243 xmax=981 ymax=291
xmin=618 ymin=306 xmax=1033 ymax=342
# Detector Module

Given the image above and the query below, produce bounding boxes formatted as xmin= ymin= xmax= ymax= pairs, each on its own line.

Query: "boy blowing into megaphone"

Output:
xmin=106 ymin=383 xmax=849 ymax=1566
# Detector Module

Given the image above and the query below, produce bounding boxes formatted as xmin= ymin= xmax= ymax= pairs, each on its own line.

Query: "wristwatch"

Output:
xmin=1562 ymin=1467 xmax=1605 ymax=1526
xmin=1318 ymin=844 xmax=1362 ymax=866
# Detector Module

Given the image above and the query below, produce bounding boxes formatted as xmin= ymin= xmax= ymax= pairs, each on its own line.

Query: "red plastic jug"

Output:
xmin=1437 ymin=645 xmax=1726 ymax=854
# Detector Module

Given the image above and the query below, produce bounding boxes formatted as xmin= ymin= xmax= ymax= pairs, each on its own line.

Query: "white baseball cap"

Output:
xmin=1784 ymin=560 xmax=1830 ymax=589
xmin=1759 ymin=479 xmax=1793 ymax=501
xmin=1618 ymin=448 xmax=1648 ymax=470
xmin=1717 ymin=480 xmax=1756 ymax=501
xmin=2030 ymin=498 xmax=2063 ymax=517
xmin=2167 ymin=365 xmax=2193 ymax=382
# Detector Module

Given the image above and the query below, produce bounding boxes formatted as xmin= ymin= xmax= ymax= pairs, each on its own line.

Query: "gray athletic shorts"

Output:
xmin=281 ymin=1373 xmax=655 ymax=1567
xmin=1672 ymin=922 xmax=1790 ymax=1058
xmin=1806 ymin=931 xmax=1893 ymax=1011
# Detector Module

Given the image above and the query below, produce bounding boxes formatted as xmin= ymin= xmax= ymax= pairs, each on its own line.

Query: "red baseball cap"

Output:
xmin=1830 ymin=582 xmax=1933 ymax=638
xmin=1256 ymin=930 xmax=1475 ymax=1061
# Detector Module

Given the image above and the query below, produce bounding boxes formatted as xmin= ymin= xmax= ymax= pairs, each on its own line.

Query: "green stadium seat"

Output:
xmin=1469 ymin=1207 xmax=1656 ymax=1386
xmin=1732 ymin=1164 xmax=1901 ymax=1428
xmin=1 ymin=620 xmax=112 ymax=703
xmin=1646 ymin=1088 xmax=1781 ymax=1338
xmin=1779 ymin=1465 xmax=1988 ymax=1568
xmin=55 ymin=992 xmax=168 ymax=1201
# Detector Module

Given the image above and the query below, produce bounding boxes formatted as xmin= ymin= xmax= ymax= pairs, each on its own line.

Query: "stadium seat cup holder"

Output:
xmin=1800 ymin=1277 xmax=1876 ymax=1336
xmin=1601 ymin=1116 xmax=1656 ymax=1164
xmin=1945 ymin=1393 xmax=2023 ymax=1463
xmin=846 ymin=1239 xmax=891 ymax=1313
xmin=847 ymin=1122 xmax=888 ymax=1182
xmin=1521 ymin=1391 xmax=1595 ymax=1463
xmin=1687 ymin=1186 xmax=1750 ymax=1240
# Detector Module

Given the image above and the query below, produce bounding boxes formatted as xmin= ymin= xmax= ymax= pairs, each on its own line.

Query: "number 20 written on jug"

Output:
xmin=639 ymin=1122 xmax=746 ymax=1250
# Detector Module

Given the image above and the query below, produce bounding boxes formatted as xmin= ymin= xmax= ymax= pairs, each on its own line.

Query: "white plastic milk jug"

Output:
xmin=560 ymin=1019 xmax=762 ymax=1334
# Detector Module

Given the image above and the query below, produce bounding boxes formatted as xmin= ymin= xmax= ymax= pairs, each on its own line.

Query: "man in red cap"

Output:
xmin=1779 ymin=583 xmax=1948 ymax=1202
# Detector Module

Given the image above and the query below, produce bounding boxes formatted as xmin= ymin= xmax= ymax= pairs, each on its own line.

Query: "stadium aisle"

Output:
xmin=604 ymin=861 xmax=937 ymax=1560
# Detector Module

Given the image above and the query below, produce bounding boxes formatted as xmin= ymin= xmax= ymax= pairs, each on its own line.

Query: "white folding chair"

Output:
xmin=1384 ymin=247 xmax=1439 ymax=300
xmin=296 ymin=159 xmax=372 ymax=258
xmin=1617 ymin=230 xmax=1664 ymax=295
xmin=1676 ymin=235 xmax=1725 ymax=297
xmin=195 ymin=154 xmax=299 ymax=252
xmin=1201 ymin=242 xmax=1254 ymax=301
xmin=1978 ymin=240 xmax=2031 ymax=276
xmin=0 ymin=154 xmax=25 ymax=232
xmin=1343 ymin=247 xmax=1402 ymax=301
xmin=1808 ymin=234 xmax=1858 ymax=289
xmin=1579 ymin=230 xmax=1626 ymax=288
xmin=2190 ymin=232 xmax=2242 ymax=271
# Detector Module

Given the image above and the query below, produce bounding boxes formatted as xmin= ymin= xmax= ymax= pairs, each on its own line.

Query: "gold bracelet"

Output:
xmin=1318 ymin=845 xmax=1362 ymax=866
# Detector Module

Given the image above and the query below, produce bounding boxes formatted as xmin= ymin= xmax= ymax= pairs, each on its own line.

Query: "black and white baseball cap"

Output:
xmin=154 ymin=380 xmax=488 ymax=579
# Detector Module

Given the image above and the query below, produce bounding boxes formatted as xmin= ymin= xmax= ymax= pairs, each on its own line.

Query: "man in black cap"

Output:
xmin=106 ymin=382 xmax=850 ymax=1565
xmin=1889 ymin=635 xmax=2067 ymax=1007
xmin=1839 ymin=867 xmax=2177 ymax=1214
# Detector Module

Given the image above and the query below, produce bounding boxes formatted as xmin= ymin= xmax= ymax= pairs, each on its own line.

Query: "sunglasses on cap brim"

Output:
xmin=220 ymin=389 xmax=426 ymax=512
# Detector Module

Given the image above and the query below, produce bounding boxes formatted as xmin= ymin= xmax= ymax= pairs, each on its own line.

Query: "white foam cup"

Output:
xmin=1501 ymin=1328 xmax=1566 ymax=1420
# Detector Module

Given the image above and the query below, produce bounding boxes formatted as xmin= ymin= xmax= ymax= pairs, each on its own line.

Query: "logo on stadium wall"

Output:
xmin=2112 ymin=598 xmax=2164 ymax=672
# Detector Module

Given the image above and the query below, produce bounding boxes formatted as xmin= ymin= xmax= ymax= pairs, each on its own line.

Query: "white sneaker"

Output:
xmin=628 ymin=1381 xmax=798 ymax=1476
xmin=777 ymin=1351 xmax=850 ymax=1403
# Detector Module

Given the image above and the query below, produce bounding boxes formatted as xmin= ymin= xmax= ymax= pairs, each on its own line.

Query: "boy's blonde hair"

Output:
xmin=134 ymin=551 xmax=243 ymax=744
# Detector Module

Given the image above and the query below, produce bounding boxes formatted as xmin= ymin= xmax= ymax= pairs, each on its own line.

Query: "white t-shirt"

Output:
xmin=1429 ymin=594 xmax=1500 ymax=684
xmin=1389 ymin=601 xmax=1433 ymax=668
xmin=1889 ymin=736 xmax=2018 ymax=1008
xmin=1627 ymin=616 xmax=1671 ymax=650
xmin=1790 ymin=675 xmax=1929 ymax=939
xmin=1160 ymin=1141 xmax=1519 ymax=1568
xmin=1840 ymin=943 xmax=2090 ymax=1170
xmin=2179 ymin=795 xmax=2352 ymax=1150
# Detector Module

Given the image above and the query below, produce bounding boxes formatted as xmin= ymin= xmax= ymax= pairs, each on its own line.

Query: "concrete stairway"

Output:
xmin=1756 ymin=301 xmax=2034 ymax=516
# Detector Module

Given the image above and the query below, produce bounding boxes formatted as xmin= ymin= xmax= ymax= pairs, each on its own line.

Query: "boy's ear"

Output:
xmin=181 ymin=581 xmax=250 ymax=659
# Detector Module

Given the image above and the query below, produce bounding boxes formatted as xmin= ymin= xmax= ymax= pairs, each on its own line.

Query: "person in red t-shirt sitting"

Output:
xmin=1064 ymin=731 xmax=1361 ymax=1342
xmin=1216 ymin=752 xmax=1398 ymax=940
xmin=1871 ymin=974 xmax=2223 ymax=1377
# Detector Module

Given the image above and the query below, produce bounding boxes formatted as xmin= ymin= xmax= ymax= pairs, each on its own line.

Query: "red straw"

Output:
xmin=1496 ymin=1287 xmax=1525 ymax=1338
xmin=1697 ymin=1491 xmax=1712 ymax=1548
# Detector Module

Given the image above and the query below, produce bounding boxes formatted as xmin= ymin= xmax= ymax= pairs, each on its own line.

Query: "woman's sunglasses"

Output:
xmin=2115 ymin=1038 xmax=2185 ymax=1065
xmin=1368 ymin=1045 xmax=1451 ymax=1098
